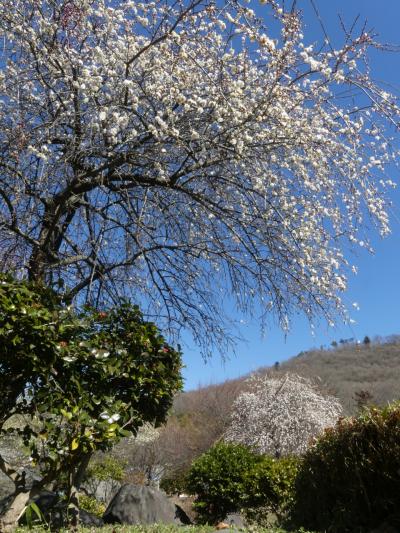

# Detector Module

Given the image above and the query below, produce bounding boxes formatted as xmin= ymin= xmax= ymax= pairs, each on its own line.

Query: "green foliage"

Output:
xmin=290 ymin=402 xmax=400 ymax=532
xmin=22 ymin=501 xmax=47 ymax=529
xmin=0 ymin=275 xmax=182 ymax=501
xmin=86 ymin=456 xmax=126 ymax=483
xmin=185 ymin=441 xmax=260 ymax=523
xmin=15 ymin=526 xmax=316 ymax=533
xmin=14 ymin=525 xmax=221 ymax=532
xmin=78 ymin=494 xmax=106 ymax=518
xmin=243 ymin=456 xmax=301 ymax=522
xmin=160 ymin=472 xmax=188 ymax=495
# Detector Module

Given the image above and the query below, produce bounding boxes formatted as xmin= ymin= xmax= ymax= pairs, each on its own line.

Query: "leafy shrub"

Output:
xmin=86 ymin=456 xmax=126 ymax=483
xmin=0 ymin=274 xmax=183 ymax=531
xmin=290 ymin=402 xmax=400 ymax=532
xmin=243 ymin=456 xmax=301 ymax=524
xmin=160 ymin=472 xmax=188 ymax=495
xmin=78 ymin=494 xmax=106 ymax=518
xmin=185 ymin=442 xmax=260 ymax=523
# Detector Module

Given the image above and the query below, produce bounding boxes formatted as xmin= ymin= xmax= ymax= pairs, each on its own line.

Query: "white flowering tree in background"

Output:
xmin=224 ymin=372 xmax=343 ymax=456
xmin=0 ymin=0 xmax=399 ymax=349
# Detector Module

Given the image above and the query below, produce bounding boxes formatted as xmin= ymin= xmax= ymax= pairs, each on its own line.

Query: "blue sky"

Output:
xmin=181 ymin=0 xmax=400 ymax=391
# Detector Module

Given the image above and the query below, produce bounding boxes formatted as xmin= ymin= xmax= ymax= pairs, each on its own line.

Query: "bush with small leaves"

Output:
xmin=86 ymin=456 xmax=126 ymax=484
xmin=185 ymin=442 xmax=260 ymax=524
xmin=78 ymin=494 xmax=106 ymax=518
xmin=290 ymin=402 xmax=400 ymax=532
xmin=243 ymin=456 xmax=301 ymax=524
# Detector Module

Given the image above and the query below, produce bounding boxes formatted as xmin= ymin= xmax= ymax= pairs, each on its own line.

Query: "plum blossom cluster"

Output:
xmin=0 ymin=0 xmax=399 ymax=347
xmin=224 ymin=372 xmax=343 ymax=456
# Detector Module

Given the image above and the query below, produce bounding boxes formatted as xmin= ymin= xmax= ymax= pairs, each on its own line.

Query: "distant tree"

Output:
xmin=225 ymin=373 xmax=343 ymax=456
xmin=331 ymin=341 xmax=338 ymax=348
xmin=363 ymin=336 xmax=371 ymax=345
xmin=274 ymin=361 xmax=280 ymax=371
xmin=0 ymin=0 xmax=399 ymax=350
xmin=0 ymin=275 xmax=182 ymax=531
xmin=354 ymin=389 xmax=374 ymax=411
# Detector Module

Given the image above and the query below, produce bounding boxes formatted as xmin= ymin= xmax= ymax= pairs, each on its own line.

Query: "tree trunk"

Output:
xmin=67 ymin=453 xmax=92 ymax=528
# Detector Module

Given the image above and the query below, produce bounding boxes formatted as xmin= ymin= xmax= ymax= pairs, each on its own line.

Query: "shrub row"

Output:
xmin=180 ymin=403 xmax=400 ymax=531
xmin=291 ymin=402 xmax=400 ymax=532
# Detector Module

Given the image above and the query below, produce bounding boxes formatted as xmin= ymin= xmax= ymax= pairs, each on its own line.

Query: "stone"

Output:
xmin=0 ymin=471 xmax=14 ymax=503
xmin=81 ymin=478 xmax=121 ymax=505
xmin=223 ymin=512 xmax=246 ymax=528
xmin=103 ymin=484 xmax=182 ymax=525
xmin=174 ymin=503 xmax=192 ymax=525
xmin=215 ymin=522 xmax=229 ymax=530
xmin=79 ymin=508 xmax=104 ymax=527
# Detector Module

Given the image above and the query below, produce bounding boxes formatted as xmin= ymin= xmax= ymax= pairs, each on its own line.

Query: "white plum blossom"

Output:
xmin=0 ymin=0 xmax=399 ymax=350
xmin=224 ymin=372 xmax=343 ymax=456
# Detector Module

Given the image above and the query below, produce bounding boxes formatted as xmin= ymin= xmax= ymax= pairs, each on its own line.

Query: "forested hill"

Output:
xmin=276 ymin=338 xmax=400 ymax=413
xmin=181 ymin=337 xmax=400 ymax=416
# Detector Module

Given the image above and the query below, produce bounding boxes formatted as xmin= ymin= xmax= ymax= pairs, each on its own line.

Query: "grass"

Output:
xmin=15 ymin=525 xmax=313 ymax=532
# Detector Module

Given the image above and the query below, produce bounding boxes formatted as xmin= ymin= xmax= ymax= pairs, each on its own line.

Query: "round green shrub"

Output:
xmin=78 ymin=494 xmax=106 ymax=518
xmin=185 ymin=441 xmax=260 ymax=523
xmin=160 ymin=471 xmax=188 ymax=495
xmin=86 ymin=456 xmax=126 ymax=482
xmin=290 ymin=402 xmax=400 ymax=532
xmin=243 ymin=455 xmax=301 ymax=523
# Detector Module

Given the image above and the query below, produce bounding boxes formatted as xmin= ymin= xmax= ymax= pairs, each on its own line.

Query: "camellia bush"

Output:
xmin=0 ymin=275 xmax=182 ymax=532
xmin=290 ymin=402 xmax=400 ymax=532
xmin=225 ymin=373 xmax=343 ymax=456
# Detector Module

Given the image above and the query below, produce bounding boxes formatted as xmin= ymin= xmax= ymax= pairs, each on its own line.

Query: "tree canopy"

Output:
xmin=225 ymin=372 xmax=343 ymax=456
xmin=0 ymin=0 xmax=399 ymax=348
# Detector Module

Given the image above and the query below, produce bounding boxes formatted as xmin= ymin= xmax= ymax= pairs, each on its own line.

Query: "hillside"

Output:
xmin=276 ymin=340 xmax=400 ymax=413
xmin=181 ymin=337 xmax=400 ymax=416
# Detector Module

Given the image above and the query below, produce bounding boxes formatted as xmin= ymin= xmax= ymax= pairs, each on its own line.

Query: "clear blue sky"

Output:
xmin=182 ymin=0 xmax=400 ymax=391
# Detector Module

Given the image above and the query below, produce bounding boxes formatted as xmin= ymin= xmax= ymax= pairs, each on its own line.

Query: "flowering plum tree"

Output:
xmin=0 ymin=275 xmax=182 ymax=531
xmin=0 ymin=0 xmax=399 ymax=347
xmin=224 ymin=372 xmax=343 ymax=456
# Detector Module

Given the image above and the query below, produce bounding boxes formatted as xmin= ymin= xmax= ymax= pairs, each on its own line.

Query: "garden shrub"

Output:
xmin=78 ymin=494 xmax=106 ymax=518
xmin=185 ymin=441 xmax=260 ymax=523
xmin=290 ymin=402 xmax=400 ymax=532
xmin=86 ymin=456 xmax=126 ymax=483
xmin=160 ymin=472 xmax=188 ymax=495
xmin=243 ymin=455 xmax=301 ymax=524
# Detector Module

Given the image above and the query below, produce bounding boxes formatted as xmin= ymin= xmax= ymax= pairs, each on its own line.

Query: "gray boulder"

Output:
xmin=79 ymin=509 xmax=104 ymax=527
xmin=0 ymin=471 xmax=14 ymax=502
xmin=223 ymin=512 xmax=246 ymax=528
xmin=103 ymin=484 xmax=182 ymax=525
xmin=81 ymin=478 xmax=121 ymax=505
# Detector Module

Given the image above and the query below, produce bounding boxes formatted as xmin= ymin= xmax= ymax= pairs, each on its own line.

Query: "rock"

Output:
xmin=81 ymin=478 xmax=121 ymax=506
xmin=103 ymin=484 xmax=181 ymax=525
xmin=31 ymin=490 xmax=58 ymax=510
xmin=11 ymin=490 xmax=103 ymax=529
xmin=0 ymin=494 xmax=13 ymax=517
xmin=79 ymin=508 xmax=104 ymax=527
xmin=168 ymin=494 xmax=196 ymax=524
xmin=0 ymin=471 xmax=14 ymax=502
xmin=222 ymin=512 xmax=246 ymax=528
xmin=174 ymin=503 xmax=192 ymax=525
